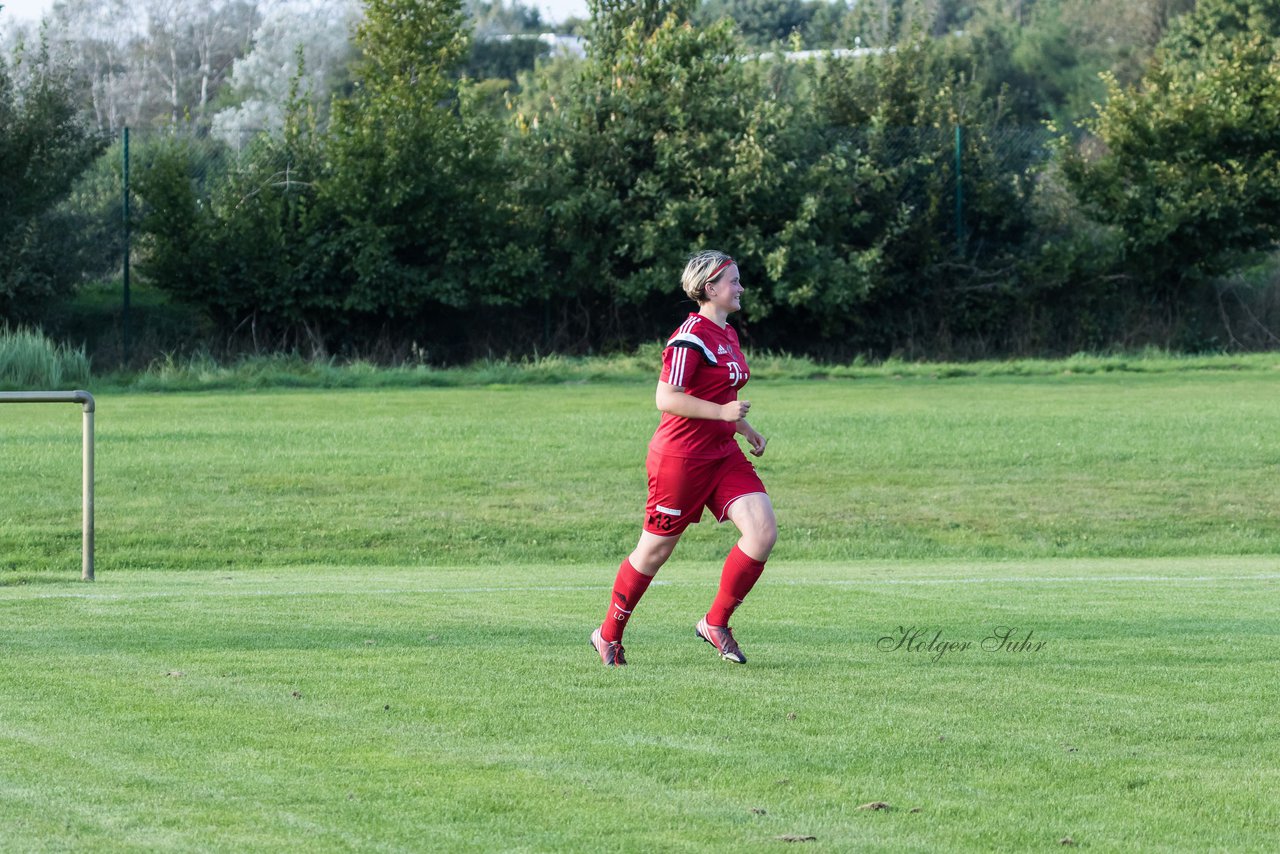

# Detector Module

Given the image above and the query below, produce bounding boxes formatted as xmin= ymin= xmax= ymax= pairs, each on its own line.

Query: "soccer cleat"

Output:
xmin=696 ymin=617 xmax=746 ymax=664
xmin=590 ymin=627 xmax=627 ymax=667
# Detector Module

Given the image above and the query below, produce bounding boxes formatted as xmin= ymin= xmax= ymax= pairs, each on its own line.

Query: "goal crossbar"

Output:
xmin=0 ymin=391 xmax=96 ymax=581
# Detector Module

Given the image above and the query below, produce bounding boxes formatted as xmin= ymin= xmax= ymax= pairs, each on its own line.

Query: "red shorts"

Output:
xmin=643 ymin=448 xmax=767 ymax=537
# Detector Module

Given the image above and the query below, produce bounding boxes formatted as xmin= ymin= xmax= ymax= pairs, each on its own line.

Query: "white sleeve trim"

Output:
xmin=666 ymin=332 xmax=718 ymax=365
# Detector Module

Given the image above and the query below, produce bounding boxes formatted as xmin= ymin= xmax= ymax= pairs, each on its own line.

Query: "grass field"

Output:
xmin=3 ymin=367 xmax=1280 ymax=850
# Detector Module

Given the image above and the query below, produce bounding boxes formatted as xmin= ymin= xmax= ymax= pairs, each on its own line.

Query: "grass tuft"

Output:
xmin=0 ymin=325 xmax=92 ymax=390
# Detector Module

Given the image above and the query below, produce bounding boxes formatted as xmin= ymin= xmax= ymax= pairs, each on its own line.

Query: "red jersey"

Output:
xmin=649 ymin=313 xmax=751 ymax=459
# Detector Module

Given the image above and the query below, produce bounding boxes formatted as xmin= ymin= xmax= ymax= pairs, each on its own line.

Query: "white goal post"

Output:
xmin=0 ymin=391 xmax=95 ymax=581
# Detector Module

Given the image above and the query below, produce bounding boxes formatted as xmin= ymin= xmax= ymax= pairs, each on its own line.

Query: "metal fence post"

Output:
xmin=122 ymin=126 xmax=132 ymax=365
xmin=955 ymin=124 xmax=965 ymax=255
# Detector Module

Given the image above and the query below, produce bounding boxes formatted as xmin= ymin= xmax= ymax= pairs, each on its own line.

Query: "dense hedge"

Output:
xmin=84 ymin=0 xmax=1280 ymax=359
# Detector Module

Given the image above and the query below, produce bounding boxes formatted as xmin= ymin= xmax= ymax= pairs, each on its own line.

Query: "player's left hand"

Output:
xmin=745 ymin=429 xmax=767 ymax=457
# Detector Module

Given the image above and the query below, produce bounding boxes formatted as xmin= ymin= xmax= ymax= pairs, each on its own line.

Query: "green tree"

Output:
xmin=204 ymin=101 xmax=329 ymax=342
xmin=131 ymin=137 xmax=218 ymax=318
xmin=133 ymin=61 xmax=329 ymax=344
xmin=319 ymin=0 xmax=529 ymax=325
xmin=810 ymin=29 xmax=1044 ymax=354
xmin=693 ymin=0 xmax=817 ymax=48
xmin=135 ymin=0 xmax=534 ymax=353
xmin=991 ymin=0 xmax=1195 ymax=125
xmin=463 ymin=0 xmax=552 ymax=92
xmin=841 ymin=0 xmax=968 ymax=47
xmin=516 ymin=0 xmax=839 ymax=346
xmin=467 ymin=0 xmax=544 ymax=35
xmin=0 ymin=38 xmax=106 ymax=322
xmin=1063 ymin=0 xmax=1280 ymax=307
xmin=515 ymin=0 xmax=1055 ymax=356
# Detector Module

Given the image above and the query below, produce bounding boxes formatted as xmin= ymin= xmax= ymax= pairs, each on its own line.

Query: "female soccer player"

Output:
xmin=590 ymin=250 xmax=777 ymax=666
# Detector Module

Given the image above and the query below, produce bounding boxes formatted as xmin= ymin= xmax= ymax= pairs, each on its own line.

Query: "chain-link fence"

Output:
xmin=44 ymin=126 xmax=277 ymax=366
xmin=51 ymin=122 xmax=1062 ymax=366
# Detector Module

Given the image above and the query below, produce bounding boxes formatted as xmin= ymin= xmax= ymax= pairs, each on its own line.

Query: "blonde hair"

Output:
xmin=681 ymin=250 xmax=735 ymax=303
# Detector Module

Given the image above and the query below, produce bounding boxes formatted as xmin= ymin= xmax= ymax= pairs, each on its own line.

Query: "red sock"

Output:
xmin=706 ymin=544 xmax=766 ymax=626
xmin=601 ymin=559 xmax=654 ymax=643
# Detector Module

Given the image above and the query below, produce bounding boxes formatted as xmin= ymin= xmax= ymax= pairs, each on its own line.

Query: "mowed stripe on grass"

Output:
xmin=4 ymin=371 xmax=1280 ymax=577
xmin=2 ymin=559 xmax=1278 ymax=851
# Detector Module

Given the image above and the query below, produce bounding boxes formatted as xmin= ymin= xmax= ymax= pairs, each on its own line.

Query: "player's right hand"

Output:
xmin=720 ymin=399 xmax=750 ymax=422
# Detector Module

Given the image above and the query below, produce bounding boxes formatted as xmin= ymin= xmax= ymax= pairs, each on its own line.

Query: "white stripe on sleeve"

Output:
xmin=671 ymin=345 xmax=686 ymax=386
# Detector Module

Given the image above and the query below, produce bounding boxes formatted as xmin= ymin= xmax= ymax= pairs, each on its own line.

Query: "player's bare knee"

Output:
xmin=748 ymin=520 xmax=777 ymax=558
xmin=631 ymin=534 xmax=679 ymax=575
xmin=758 ymin=517 xmax=778 ymax=551
xmin=736 ymin=512 xmax=777 ymax=559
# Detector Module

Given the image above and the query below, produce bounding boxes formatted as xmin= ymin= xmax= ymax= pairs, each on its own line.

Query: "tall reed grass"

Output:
xmin=0 ymin=326 xmax=92 ymax=390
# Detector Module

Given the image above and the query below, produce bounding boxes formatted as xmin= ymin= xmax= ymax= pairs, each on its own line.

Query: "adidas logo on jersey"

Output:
xmin=717 ymin=345 xmax=730 ymax=355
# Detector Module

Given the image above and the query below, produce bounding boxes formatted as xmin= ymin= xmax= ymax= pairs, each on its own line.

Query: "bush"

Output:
xmin=1063 ymin=0 xmax=1280 ymax=314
